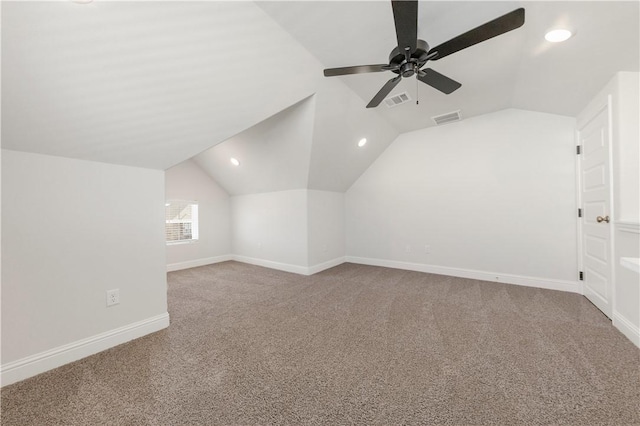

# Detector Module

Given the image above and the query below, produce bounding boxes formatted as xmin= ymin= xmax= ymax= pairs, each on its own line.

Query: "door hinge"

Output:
xmin=576 ymin=145 xmax=582 ymax=155
xmin=579 ymin=271 xmax=584 ymax=281
xmin=578 ymin=208 xmax=582 ymax=218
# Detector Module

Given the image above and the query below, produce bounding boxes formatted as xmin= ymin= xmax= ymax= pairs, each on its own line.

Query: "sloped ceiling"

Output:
xmin=193 ymin=96 xmax=316 ymax=195
xmin=2 ymin=0 xmax=638 ymax=186
xmin=1 ymin=1 xmax=322 ymax=170
xmin=307 ymin=77 xmax=399 ymax=192
xmin=259 ymin=1 xmax=639 ymax=132
xmin=193 ymin=77 xmax=399 ymax=194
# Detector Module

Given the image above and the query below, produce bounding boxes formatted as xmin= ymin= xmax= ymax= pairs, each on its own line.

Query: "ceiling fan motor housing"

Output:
xmin=389 ymin=39 xmax=430 ymax=77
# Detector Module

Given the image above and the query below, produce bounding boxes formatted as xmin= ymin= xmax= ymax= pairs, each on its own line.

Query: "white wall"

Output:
xmin=308 ymin=190 xmax=345 ymax=271
xmin=612 ymin=72 xmax=640 ymax=346
xmin=165 ymin=159 xmax=231 ymax=271
xmin=1 ymin=150 xmax=169 ymax=385
xmin=613 ymin=72 xmax=639 ymax=222
xmin=231 ymin=190 xmax=308 ymax=274
xmin=229 ymin=189 xmax=345 ymax=275
xmin=615 ymin=225 xmax=640 ymax=346
xmin=346 ymin=109 xmax=578 ymax=289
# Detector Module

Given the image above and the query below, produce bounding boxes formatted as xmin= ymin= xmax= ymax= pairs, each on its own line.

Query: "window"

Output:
xmin=165 ymin=201 xmax=199 ymax=244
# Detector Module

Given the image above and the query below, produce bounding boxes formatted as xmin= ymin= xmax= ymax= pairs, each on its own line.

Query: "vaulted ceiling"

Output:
xmin=259 ymin=1 xmax=639 ymax=132
xmin=193 ymin=77 xmax=399 ymax=194
xmin=2 ymin=1 xmax=639 ymax=192
xmin=2 ymin=1 xmax=322 ymax=170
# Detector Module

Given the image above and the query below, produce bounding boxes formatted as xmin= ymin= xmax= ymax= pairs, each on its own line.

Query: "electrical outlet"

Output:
xmin=424 ymin=245 xmax=431 ymax=254
xmin=405 ymin=245 xmax=411 ymax=253
xmin=106 ymin=289 xmax=120 ymax=307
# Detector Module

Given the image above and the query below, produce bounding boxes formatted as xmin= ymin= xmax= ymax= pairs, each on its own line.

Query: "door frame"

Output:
xmin=575 ymin=95 xmax=616 ymax=318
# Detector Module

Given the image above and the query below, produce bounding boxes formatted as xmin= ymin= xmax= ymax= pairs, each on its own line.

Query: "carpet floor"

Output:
xmin=2 ymin=261 xmax=639 ymax=425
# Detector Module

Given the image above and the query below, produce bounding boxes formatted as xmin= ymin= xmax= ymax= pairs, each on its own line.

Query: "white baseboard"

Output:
xmin=167 ymin=255 xmax=233 ymax=272
xmin=170 ymin=254 xmax=346 ymax=276
xmin=613 ymin=312 xmax=640 ymax=348
xmin=169 ymin=254 xmax=581 ymax=294
xmin=345 ymin=256 xmax=582 ymax=294
xmin=231 ymin=255 xmax=346 ymax=276
xmin=231 ymin=255 xmax=310 ymax=275
xmin=307 ymin=257 xmax=346 ymax=275
xmin=1 ymin=313 xmax=170 ymax=387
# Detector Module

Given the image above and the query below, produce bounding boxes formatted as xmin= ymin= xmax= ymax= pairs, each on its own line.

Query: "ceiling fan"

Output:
xmin=323 ymin=1 xmax=525 ymax=108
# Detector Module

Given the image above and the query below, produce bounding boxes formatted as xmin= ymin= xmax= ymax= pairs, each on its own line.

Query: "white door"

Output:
xmin=579 ymin=106 xmax=613 ymax=318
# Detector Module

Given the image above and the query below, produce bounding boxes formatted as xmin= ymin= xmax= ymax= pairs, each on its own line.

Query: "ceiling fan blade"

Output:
xmin=324 ymin=64 xmax=389 ymax=77
xmin=417 ymin=68 xmax=461 ymax=94
xmin=391 ymin=0 xmax=418 ymax=54
xmin=366 ymin=76 xmax=402 ymax=108
xmin=428 ymin=8 xmax=525 ymax=61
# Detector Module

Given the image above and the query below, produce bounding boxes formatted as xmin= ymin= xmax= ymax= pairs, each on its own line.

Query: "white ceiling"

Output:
xmin=259 ymin=1 xmax=639 ymax=131
xmin=193 ymin=97 xmax=317 ymax=195
xmin=2 ymin=1 xmax=638 ymax=176
xmin=191 ymin=76 xmax=399 ymax=194
xmin=1 ymin=1 xmax=322 ymax=170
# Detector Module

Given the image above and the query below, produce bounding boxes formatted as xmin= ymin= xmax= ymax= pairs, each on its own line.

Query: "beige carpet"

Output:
xmin=2 ymin=261 xmax=639 ymax=425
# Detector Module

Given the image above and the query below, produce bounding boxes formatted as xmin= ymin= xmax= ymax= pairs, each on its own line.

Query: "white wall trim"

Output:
xmin=230 ymin=255 xmax=310 ymax=275
xmin=307 ymin=257 xmax=346 ymax=275
xmin=169 ymin=254 xmax=582 ymax=293
xmin=613 ymin=311 xmax=640 ymax=348
xmin=167 ymin=255 xmax=233 ymax=272
xmin=345 ymin=256 xmax=582 ymax=294
xmin=169 ymin=255 xmax=346 ymax=276
xmin=616 ymin=221 xmax=640 ymax=234
xmin=1 ymin=313 xmax=170 ymax=387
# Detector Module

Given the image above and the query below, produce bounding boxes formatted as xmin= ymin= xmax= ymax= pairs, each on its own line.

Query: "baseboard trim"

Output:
xmin=167 ymin=255 xmax=233 ymax=272
xmin=167 ymin=254 xmax=346 ymax=276
xmin=307 ymin=257 xmax=346 ymax=275
xmin=345 ymin=256 xmax=582 ymax=294
xmin=167 ymin=254 xmax=581 ymax=294
xmin=1 ymin=312 xmax=170 ymax=387
xmin=231 ymin=255 xmax=310 ymax=275
xmin=613 ymin=312 xmax=640 ymax=348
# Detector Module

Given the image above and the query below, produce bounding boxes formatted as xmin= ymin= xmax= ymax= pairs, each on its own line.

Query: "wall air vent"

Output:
xmin=432 ymin=110 xmax=462 ymax=125
xmin=384 ymin=92 xmax=411 ymax=108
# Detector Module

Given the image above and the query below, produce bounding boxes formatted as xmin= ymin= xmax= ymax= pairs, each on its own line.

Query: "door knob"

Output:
xmin=596 ymin=215 xmax=610 ymax=223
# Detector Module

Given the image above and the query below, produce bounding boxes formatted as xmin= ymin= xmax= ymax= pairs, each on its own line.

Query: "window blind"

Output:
xmin=165 ymin=201 xmax=199 ymax=243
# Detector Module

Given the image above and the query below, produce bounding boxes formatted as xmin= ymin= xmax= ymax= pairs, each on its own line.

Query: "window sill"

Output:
xmin=166 ymin=239 xmax=199 ymax=246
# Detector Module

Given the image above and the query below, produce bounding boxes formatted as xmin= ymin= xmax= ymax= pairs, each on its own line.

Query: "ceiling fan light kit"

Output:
xmin=323 ymin=1 xmax=525 ymax=108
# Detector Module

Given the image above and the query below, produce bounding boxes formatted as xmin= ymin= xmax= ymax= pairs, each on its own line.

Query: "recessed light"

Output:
xmin=230 ymin=157 xmax=240 ymax=166
xmin=545 ymin=29 xmax=572 ymax=43
xmin=358 ymin=138 xmax=367 ymax=147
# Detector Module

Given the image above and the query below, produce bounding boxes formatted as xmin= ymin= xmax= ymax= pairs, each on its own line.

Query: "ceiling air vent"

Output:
xmin=384 ymin=92 xmax=411 ymax=108
xmin=432 ymin=110 xmax=462 ymax=125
